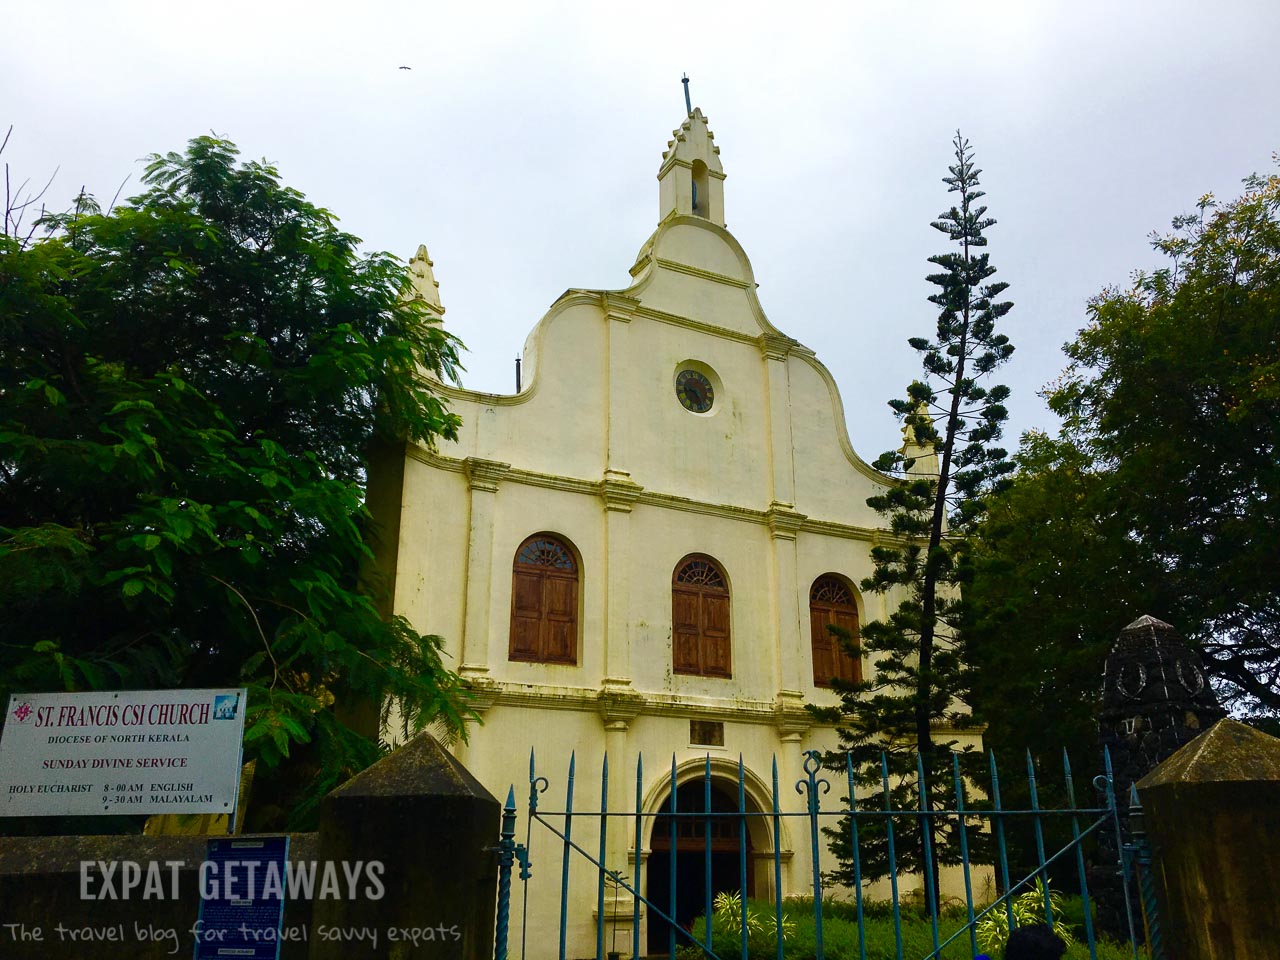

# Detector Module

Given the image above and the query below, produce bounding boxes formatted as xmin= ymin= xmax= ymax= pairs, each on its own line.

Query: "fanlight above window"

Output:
xmin=517 ymin=538 xmax=576 ymax=570
xmin=675 ymin=558 xmax=726 ymax=589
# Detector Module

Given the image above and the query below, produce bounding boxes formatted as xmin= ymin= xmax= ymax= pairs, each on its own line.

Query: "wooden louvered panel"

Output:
xmin=545 ymin=575 xmax=576 ymax=618
xmin=544 ymin=618 xmax=574 ymax=663
xmin=513 ymin=571 xmax=543 ymax=616
xmin=672 ymin=588 xmax=702 ymax=674
xmin=542 ymin=575 xmax=577 ymax=663
xmin=701 ymin=594 xmax=731 ymax=677
xmin=832 ymin=609 xmax=861 ymax=683
xmin=811 ymin=607 xmax=836 ymax=685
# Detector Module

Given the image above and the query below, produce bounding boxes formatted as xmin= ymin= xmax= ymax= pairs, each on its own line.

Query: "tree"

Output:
xmin=966 ymin=160 xmax=1280 ymax=748
xmin=0 ymin=136 xmax=472 ymax=826
xmin=963 ymin=432 xmax=1159 ymax=764
xmin=812 ymin=133 xmax=1015 ymax=882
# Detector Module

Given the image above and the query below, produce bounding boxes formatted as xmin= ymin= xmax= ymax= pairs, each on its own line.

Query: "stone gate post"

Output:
xmin=1136 ymin=718 xmax=1280 ymax=960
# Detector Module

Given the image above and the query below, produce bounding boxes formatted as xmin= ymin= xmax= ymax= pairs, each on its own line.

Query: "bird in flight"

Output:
xmin=399 ymin=66 xmax=412 ymax=70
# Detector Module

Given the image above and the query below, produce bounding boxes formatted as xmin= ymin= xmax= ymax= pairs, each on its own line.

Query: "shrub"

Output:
xmin=674 ymin=893 xmax=1136 ymax=960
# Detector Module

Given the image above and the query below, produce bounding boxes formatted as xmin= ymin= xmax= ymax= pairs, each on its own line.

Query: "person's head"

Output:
xmin=1005 ymin=923 xmax=1067 ymax=960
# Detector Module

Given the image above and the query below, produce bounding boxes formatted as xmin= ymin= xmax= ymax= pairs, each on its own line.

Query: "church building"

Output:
xmin=378 ymin=103 xmax=982 ymax=955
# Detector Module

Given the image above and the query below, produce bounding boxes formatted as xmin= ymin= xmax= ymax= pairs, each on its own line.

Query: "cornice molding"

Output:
xmin=653 ymin=257 xmax=753 ymax=290
xmin=406 ymin=445 xmax=465 ymax=472
xmin=406 ymin=448 xmax=895 ymax=541
xmin=464 ymin=457 xmax=510 ymax=493
xmin=507 ymin=467 xmax=599 ymax=497
xmin=759 ymin=332 xmax=797 ymax=361
xmin=601 ymin=291 xmax=641 ymax=322
xmin=766 ymin=503 xmax=807 ymax=541
xmin=462 ymin=676 xmax=501 ymax=715
xmin=655 ymin=156 xmax=727 ymax=181
xmin=773 ymin=690 xmax=812 ymax=739
xmin=481 ymin=682 xmax=844 ymax=729
xmin=464 ymin=680 xmax=978 ymax=740
xmin=599 ymin=470 xmax=644 ymax=513
xmin=631 ymin=304 xmax=760 ymax=345
xmin=634 ymin=489 xmax=769 ymax=525
xmin=597 ymin=688 xmax=646 ymax=730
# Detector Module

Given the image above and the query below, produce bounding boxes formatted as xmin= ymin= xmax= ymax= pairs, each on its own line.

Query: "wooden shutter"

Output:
xmin=810 ymin=607 xmax=836 ymax=685
xmin=509 ymin=536 xmax=579 ymax=664
xmin=542 ymin=573 xmax=577 ymax=663
xmin=672 ymin=587 xmax=702 ymax=674
xmin=701 ymin=592 xmax=731 ymax=677
xmin=832 ymin=608 xmax=860 ymax=683
xmin=810 ymin=576 xmax=860 ymax=686
xmin=510 ymin=570 xmax=544 ymax=660
xmin=672 ymin=556 xmax=731 ymax=678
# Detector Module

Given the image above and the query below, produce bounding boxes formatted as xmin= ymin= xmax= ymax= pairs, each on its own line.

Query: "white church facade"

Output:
xmin=378 ymin=106 xmax=983 ymax=955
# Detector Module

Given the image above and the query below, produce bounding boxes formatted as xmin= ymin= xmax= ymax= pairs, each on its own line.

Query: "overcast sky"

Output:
xmin=5 ymin=1 xmax=1278 ymax=460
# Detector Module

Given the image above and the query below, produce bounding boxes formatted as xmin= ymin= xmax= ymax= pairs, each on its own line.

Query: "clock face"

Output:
xmin=676 ymin=369 xmax=714 ymax=413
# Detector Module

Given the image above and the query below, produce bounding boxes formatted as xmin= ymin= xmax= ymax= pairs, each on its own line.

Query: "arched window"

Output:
xmin=810 ymin=575 xmax=861 ymax=687
xmin=509 ymin=535 xmax=578 ymax=665
xmin=673 ymin=555 xmax=731 ymax=678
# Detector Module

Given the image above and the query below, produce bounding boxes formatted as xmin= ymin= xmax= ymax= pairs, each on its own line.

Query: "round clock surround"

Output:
xmin=675 ymin=368 xmax=715 ymax=413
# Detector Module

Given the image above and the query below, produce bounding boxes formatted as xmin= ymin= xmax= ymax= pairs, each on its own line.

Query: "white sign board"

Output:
xmin=0 ymin=688 xmax=247 ymax=817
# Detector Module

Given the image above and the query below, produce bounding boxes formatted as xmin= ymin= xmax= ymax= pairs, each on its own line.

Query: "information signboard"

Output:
xmin=194 ymin=836 xmax=289 ymax=960
xmin=0 ymin=688 xmax=247 ymax=817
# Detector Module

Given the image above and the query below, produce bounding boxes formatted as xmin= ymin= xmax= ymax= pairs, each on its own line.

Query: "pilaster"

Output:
xmin=450 ymin=677 xmax=500 ymax=767
xmin=767 ymin=502 xmax=807 ymax=694
xmin=774 ymin=690 xmax=812 ymax=901
xmin=759 ymin=333 xmax=798 ymax=508
xmin=460 ymin=458 xmax=510 ymax=679
xmin=598 ymin=688 xmax=644 ymax=905
xmin=600 ymin=470 xmax=643 ymax=685
xmin=604 ymin=294 xmax=639 ymax=473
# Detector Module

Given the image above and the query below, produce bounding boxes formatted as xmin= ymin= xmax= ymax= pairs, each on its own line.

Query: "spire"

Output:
xmin=407 ymin=244 xmax=444 ymax=320
xmin=900 ymin=404 xmax=940 ymax=478
xmin=656 ymin=107 xmax=725 ymax=226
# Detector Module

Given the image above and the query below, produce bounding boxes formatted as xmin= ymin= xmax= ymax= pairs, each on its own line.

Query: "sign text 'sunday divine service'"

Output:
xmin=0 ymin=689 xmax=247 ymax=817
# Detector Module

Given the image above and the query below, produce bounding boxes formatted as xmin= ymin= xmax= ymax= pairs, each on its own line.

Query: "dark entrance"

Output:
xmin=646 ymin=779 xmax=755 ymax=953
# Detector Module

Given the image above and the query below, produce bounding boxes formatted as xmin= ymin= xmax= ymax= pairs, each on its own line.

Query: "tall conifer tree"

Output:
xmin=812 ymin=132 xmax=1015 ymax=882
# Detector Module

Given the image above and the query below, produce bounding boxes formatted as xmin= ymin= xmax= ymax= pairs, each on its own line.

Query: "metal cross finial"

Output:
xmin=681 ymin=73 xmax=692 ymax=115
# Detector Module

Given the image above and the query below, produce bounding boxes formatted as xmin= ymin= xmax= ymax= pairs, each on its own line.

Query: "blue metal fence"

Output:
xmin=493 ymin=747 xmax=1146 ymax=960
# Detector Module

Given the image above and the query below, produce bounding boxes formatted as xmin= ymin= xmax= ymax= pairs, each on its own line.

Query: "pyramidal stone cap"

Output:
xmin=1138 ymin=718 xmax=1280 ymax=789
xmin=325 ymin=730 xmax=496 ymax=802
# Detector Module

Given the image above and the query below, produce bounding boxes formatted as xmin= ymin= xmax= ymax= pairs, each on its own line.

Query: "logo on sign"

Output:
xmin=212 ymin=695 xmax=239 ymax=720
xmin=11 ymin=701 xmax=33 ymax=724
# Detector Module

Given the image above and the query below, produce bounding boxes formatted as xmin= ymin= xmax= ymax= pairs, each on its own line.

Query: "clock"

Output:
xmin=676 ymin=369 xmax=714 ymax=413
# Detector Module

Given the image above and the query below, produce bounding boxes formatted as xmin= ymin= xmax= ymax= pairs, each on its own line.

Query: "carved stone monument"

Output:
xmin=1099 ymin=614 xmax=1226 ymax=803
xmin=1095 ymin=614 xmax=1225 ymax=936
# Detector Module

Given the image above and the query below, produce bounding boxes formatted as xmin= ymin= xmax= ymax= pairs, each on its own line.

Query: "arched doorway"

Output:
xmin=646 ymin=779 xmax=757 ymax=953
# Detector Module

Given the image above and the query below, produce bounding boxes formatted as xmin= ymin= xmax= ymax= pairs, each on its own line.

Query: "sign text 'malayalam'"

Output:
xmin=0 ymin=689 xmax=247 ymax=817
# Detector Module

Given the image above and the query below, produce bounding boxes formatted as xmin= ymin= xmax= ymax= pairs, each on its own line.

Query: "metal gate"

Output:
xmin=494 ymin=748 xmax=1147 ymax=960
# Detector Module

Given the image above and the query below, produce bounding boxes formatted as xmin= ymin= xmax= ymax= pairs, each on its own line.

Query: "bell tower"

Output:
xmin=657 ymin=104 xmax=725 ymax=226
